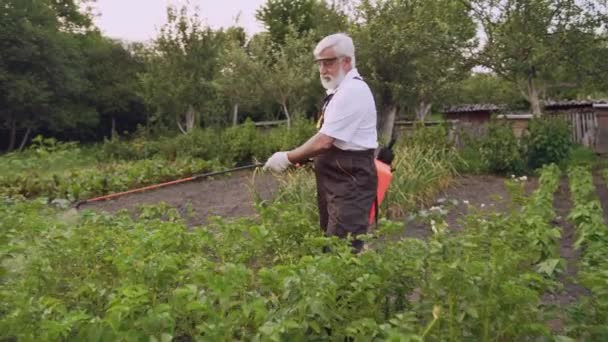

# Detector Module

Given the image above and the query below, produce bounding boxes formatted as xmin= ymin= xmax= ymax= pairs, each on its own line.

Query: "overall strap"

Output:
xmin=316 ymin=76 xmax=363 ymax=130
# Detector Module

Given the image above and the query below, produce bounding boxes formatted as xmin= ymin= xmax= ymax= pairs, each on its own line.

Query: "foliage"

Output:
xmin=137 ymin=4 xmax=228 ymax=130
xmin=468 ymin=0 xmax=607 ymax=115
xmin=449 ymin=72 xmax=525 ymax=108
xmin=0 ymin=0 xmax=148 ymax=150
xmin=0 ymin=158 xmax=572 ymax=340
xmin=353 ymin=0 xmax=477 ymax=122
xmin=384 ymin=133 xmax=459 ymax=217
xmin=243 ymin=29 xmax=319 ymax=128
xmin=0 ymin=0 xmax=97 ymax=150
xmin=565 ymin=166 xmax=608 ymax=339
xmin=100 ymin=120 xmax=316 ymax=165
xmin=0 ymin=136 xmax=98 ymax=175
xmin=256 ymin=0 xmax=349 ymax=50
xmin=405 ymin=123 xmax=453 ymax=151
xmin=522 ymin=117 xmax=572 ymax=170
xmin=0 ymin=157 xmax=218 ymax=202
xmin=479 ymin=119 xmax=525 ymax=175
xmin=80 ymin=34 xmax=147 ymax=140
xmin=566 ymin=144 xmax=598 ymax=168
xmin=454 ymin=131 xmax=490 ymax=174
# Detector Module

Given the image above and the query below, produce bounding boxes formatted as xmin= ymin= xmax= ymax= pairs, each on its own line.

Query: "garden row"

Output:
xmin=0 ymin=120 xmax=315 ymax=202
xmin=565 ymin=166 xmax=608 ymax=338
xmin=1 ymin=164 xmax=569 ymax=340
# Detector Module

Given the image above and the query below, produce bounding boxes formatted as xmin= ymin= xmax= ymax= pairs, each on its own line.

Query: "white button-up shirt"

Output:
xmin=319 ymin=68 xmax=378 ymax=151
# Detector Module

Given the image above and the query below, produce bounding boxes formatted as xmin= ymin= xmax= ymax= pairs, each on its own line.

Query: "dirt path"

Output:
xmin=543 ymin=177 xmax=589 ymax=332
xmin=80 ymin=170 xmax=280 ymax=225
xmin=402 ymin=175 xmax=538 ymax=239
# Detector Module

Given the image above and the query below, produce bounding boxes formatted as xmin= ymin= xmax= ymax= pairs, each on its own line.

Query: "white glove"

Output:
xmin=263 ymin=151 xmax=292 ymax=172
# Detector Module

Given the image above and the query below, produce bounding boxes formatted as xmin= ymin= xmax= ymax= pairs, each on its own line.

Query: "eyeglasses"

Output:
xmin=315 ymin=57 xmax=343 ymax=68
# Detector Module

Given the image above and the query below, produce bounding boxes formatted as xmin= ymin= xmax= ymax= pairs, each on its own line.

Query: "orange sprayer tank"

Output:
xmin=369 ymin=159 xmax=393 ymax=224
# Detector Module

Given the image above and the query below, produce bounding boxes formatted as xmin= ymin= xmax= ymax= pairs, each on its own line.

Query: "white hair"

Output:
xmin=314 ymin=33 xmax=356 ymax=68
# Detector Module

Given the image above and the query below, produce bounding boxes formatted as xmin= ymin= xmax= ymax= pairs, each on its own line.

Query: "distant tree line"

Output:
xmin=1 ymin=0 xmax=607 ymax=151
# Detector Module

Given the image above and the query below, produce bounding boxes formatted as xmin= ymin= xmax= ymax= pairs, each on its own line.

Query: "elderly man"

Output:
xmin=264 ymin=33 xmax=378 ymax=252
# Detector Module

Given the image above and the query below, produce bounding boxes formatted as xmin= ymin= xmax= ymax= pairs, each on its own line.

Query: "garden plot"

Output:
xmin=402 ymin=174 xmax=539 ymax=239
xmin=79 ymin=169 xmax=279 ymax=225
xmin=81 ymin=170 xmax=541 ymax=231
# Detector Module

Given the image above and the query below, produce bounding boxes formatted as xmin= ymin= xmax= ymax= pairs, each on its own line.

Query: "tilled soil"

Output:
xmin=402 ymin=174 xmax=539 ymax=239
xmin=79 ymin=169 xmax=280 ymax=225
xmin=543 ymin=178 xmax=590 ymax=332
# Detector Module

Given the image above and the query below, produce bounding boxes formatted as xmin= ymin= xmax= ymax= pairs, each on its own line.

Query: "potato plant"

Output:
xmin=0 ymin=164 xmax=569 ymax=341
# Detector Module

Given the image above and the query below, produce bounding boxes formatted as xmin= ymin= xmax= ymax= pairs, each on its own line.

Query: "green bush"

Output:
xmin=479 ymin=119 xmax=524 ymax=175
xmin=98 ymin=120 xmax=316 ymax=167
xmin=455 ymin=132 xmax=489 ymax=174
xmin=407 ymin=122 xmax=452 ymax=150
xmin=522 ymin=117 xmax=572 ymax=170
xmin=220 ymin=119 xmax=259 ymax=165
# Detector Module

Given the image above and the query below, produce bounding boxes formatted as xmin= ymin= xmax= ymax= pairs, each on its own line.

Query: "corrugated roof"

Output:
xmin=442 ymin=100 xmax=608 ymax=113
xmin=442 ymin=104 xmax=504 ymax=113
xmin=544 ymin=99 xmax=608 ymax=108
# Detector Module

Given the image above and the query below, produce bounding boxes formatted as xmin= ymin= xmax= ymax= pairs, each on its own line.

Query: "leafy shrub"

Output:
xmin=220 ymin=119 xmax=259 ymax=165
xmin=100 ymin=136 xmax=144 ymax=160
xmin=454 ymin=132 xmax=489 ymax=174
xmin=0 ymin=158 xmax=219 ymax=201
xmin=0 ymin=136 xmax=97 ymax=175
xmin=479 ymin=119 xmax=524 ymax=175
xmin=522 ymin=117 xmax=572 ymax=170
xmin=99 ymin=120 xmax=316 ymax=167
xmin=257 ymin=119 xmax=316 ymax=159
xmin=407 ymin=122 xmax=452 ymax=150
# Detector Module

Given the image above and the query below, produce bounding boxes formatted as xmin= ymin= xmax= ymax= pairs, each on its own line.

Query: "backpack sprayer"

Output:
xmin=369 ymin=136 xmax=397 ymax=224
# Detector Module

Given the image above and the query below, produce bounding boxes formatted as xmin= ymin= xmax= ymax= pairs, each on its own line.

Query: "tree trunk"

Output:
xmin=7 ymin=118 xmax=17 ymax=152
xmin=282 ymin=102 xmax=291 ymax=129
xmin=415 ymin=101 xmax=433 ymax=121
xmin=18 ymin=127 xmax=32 ymax=151
xmin=111 ymin=116 xmax=117 ymax=139
xmin=177 ymin=106 xmax=196 ymax=134
xmin=185 ymin=106 xmax=195 ymax=131
xmin=379 ymin=105 xmax=398 ymax=144
xmin=232 ymin=103 xmax=239 ymax=126
xmin=527 ymin=76 xmax=543 ymax=117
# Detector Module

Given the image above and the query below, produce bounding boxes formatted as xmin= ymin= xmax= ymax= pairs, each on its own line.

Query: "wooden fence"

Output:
xmin=254 ymin=111 xmax=608 ymax=154
xmin=553 ymin=111 xmax=599 ymax=149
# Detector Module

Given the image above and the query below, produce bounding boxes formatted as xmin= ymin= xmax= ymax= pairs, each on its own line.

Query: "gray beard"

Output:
xmin=320 ymin=70 xmax=346 ymax=90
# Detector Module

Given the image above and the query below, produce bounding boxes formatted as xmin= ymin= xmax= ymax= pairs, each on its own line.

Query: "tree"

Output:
xmin=81 ymin=35 xmax=146 ymax=138
xmin=138 ymin=4 xmax=226 ymax=132
xmin=257 ymin=0 xmax=350 ymax=48
xmin=353 ymin=0 xmax=477 ymax=140
xmin=448 ymin=72 xmax=526 ymax=108
xmin=245 ymin=30 xmax=318 ymax=128
xmin=464 ymin=0 xmax=607 ymax=116
xmin=0 ymin=0 xmax=96 ymax=151
xmin=216 ymin=33 xmax=260 ymax=126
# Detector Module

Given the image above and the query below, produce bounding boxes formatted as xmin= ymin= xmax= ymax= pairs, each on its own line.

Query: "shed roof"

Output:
xmin=544 ymin=99 xmax=608 ymax=109
xmin=442 ymin=104 xmax=504 ymax=114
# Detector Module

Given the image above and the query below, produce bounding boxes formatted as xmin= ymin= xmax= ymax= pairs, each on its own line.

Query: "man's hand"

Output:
xmin=263 ymin=151 xmax=292 ymax=172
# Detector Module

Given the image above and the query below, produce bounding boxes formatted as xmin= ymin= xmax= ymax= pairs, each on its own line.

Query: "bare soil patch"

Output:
xmin=80 ymin=170 xmax=280 ymax=225
xmin=402 ymin=174 xmax=538 ymax=239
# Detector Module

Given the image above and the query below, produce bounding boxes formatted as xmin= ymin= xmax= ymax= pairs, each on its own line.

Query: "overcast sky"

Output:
xmin=92 ymin=0 xmax=266 ymax=42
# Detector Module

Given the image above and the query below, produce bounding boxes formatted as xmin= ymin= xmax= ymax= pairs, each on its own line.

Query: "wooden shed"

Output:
xmin=441 ymin=104 xmax=504 ymax=124
xmin=594 ymin=103 xmax=608 ymax=154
